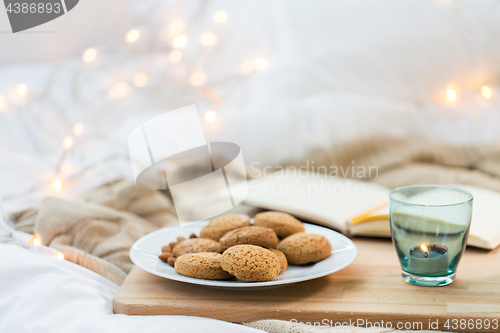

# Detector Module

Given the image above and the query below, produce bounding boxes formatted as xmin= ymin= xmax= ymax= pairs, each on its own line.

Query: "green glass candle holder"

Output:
xmin=389 ymin=185 xmax=473 ymax=287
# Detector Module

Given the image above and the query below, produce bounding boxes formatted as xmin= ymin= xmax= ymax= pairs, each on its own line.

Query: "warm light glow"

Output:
xmin=168 ymin=19 xmax=185 ymax=36
xmin=204 ymin=110 xmax=217 ymax=123
xmin=240 ymin=60 xmax=255 ymax=74
xmin=82 ymin=48 xmax=97 ymax=63
xmin=200 ymin=32 xmax=218 ymax=47
xmin=73 ymin=123 xmax=84 ymax=136
xmin=254 ymin=57 xmax=269 ymax=72
xmin=61 ymin=163 xmax=74 ymax=173
xmin=482 ymin=86 xmax=492 ymax=99
xmin=133 ymin=73 xmax=149 ymax=87
xmin=126 ymin=29 xmax=140 ymax=43
xmin=53 ymin=179 xmax=63 ymax=190
xmin=203 ymin=87 xmax=218 ymax=100
xmin=30 ymin=235 xmax=41 ymax=246
xmin=189 ymin=71 xmax=207 ymax=86
xmin=0 ymin=95 xmax=7 ymax=112
xmin=56 ymin=252 xmax=65 ymax=260
xmin=16 ymin=84 xmax=27 ymax=96
xmin=168 ymin=50 xmax=183 ymax=63
xmin=421 ymin=244 xmax=428 ymax=252
xmin=213 ymin=10 xmax=228 ymax=24
xmin=64 ymin=136 xmax=73 ymax=148
xmin=446 ymin=89 xmax=457 ymax=102
xmin=109 ymin=82 xmax=130 ymax=100
xmin=172 ymin=34 xmax=188 ymax=48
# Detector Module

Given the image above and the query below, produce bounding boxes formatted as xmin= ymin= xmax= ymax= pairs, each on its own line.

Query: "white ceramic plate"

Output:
xmin=130 ymin=221 xmax=357 ymax=288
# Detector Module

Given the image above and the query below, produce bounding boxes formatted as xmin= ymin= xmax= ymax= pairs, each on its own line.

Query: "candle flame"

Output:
xmin=421 ymin=244 xmax=428 ymax=252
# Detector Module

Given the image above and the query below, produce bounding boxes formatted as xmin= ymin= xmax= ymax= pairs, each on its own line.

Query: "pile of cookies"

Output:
xmin=158 ymin=211 xmax=332 ymax=282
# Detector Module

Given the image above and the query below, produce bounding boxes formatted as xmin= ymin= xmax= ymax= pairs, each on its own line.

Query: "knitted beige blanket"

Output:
xmin=11 ymin=137 xmax=500 ymax=333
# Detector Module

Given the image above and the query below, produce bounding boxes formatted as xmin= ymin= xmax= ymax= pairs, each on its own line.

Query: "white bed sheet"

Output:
xmin=0 ymin=243 xmax=262 ymax=333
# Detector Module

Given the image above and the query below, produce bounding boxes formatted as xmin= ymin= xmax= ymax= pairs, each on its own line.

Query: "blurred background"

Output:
xmin=1 ymin=0 xmax=499 ymax=211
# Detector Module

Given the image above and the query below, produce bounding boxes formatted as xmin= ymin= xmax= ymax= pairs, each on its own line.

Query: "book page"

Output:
xmin=349 ymin=184 xmax=500 ymax=249
xmin=245 ymin=172 xmax=390 ymax=232
xmin=452 ymin=185 xmax=500 ymax=249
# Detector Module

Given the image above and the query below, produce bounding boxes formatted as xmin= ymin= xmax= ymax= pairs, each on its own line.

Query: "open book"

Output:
xmin=244 ymin=172 xmax=500 ymax=250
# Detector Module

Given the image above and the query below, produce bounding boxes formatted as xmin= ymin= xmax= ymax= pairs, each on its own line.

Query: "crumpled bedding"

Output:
xmin=10 ymin=180 xmax=179 ymax=285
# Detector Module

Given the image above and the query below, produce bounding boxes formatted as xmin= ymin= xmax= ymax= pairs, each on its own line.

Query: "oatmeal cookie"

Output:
xmin=220 ymin=245 xmax=280 ymax=282
xmin=172 ymin=238 xmax=221 ymax=257
xmin=253 ymin=212 xmax=304 ymax=238
xmin=276 ymin=233 xmax=331 ymax=265
xmin=200 ymin=214 xmax=251 ymax=241
xmin=219 ymin=226 xmax=278 ymax=251
xmin=174 ymin=253 xmax=233 ymax=280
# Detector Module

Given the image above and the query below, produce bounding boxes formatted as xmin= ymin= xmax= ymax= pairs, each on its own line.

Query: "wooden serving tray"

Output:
xmin=114 ymin=238 xmax=500 ymax=332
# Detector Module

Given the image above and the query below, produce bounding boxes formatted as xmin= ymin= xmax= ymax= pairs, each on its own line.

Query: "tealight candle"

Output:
xmin=408 ymin=244 xmax=449 ymax=276
xmin=390 ymin=185 xmax=472 ymax=287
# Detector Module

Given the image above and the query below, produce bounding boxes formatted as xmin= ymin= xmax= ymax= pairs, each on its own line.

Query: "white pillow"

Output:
xmin=0 ymin=244 xmax=262 ymax=333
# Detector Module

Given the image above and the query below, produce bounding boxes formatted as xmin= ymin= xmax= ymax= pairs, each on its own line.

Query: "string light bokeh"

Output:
xmin=0 ymin=95 xmax=7 ymax=112
xmin=126 ymin=29 xmax=140 ymax=43
xmin=0 ymin=6 xmax=497 ymax=203
xmin=446 ymin=88 xmax=457 ymax=102
xmin=213 ymin=10 xmax=228 ymax=24
xmin=173 ymin=34 xmax=188 ymax=48
xmin=73 ymin=123 xmax=84 ymax=136
xmin=482 ymin=86 xmax=492 ymax=99
xmin=200 ymin=32 xmax=218 ymax=47
xmin=64 ymin=136 xmax=73 ymax=149
xmin=0 ymin=5 xmax=498 ymax=262
xmin=169 ymin=50 xmax=183 ymax=63
xmin=204 ymin=110 xmax=217 ymax=123
xmin=133 ymin=73 xmax=149 ymax=88
xmin=189 ymin=71 xmax=207 ymax=86
xmin=82 ymin=48 xmax=97 ymax=63
xmin=53 ymin=179 xmax=63 ymax=190
xmin=0 ymin=9 xmax=236 ymax=207
xmin=167 ymin=19 xmax=185 ymax=36
xmin=16 ymin=83 xmax=27 ymax=96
